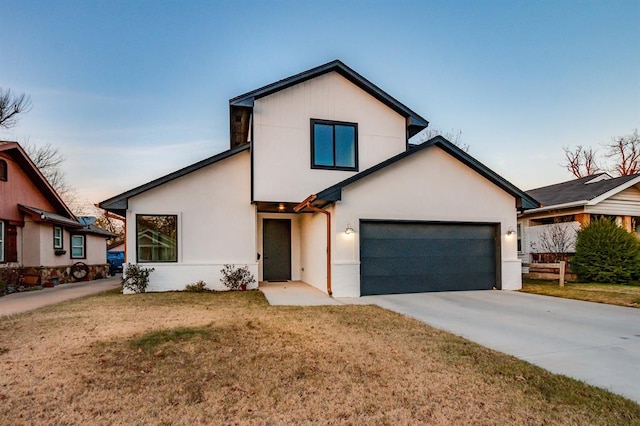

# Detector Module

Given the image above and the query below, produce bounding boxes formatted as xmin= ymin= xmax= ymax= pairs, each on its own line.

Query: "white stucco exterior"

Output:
xmin=327 ymin=146 xmax=521 ymax=297
xmin=125 ymin=150 xmax=258 ymax=292
xmin=252 ymin=71 xmax=406 ymax=203
xmin=109 ymin=62 xmax=531 ymax=296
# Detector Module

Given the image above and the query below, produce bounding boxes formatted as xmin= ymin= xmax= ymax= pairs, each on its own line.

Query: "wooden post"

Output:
xmin=559 ymin=261 xmax=565 ymax=287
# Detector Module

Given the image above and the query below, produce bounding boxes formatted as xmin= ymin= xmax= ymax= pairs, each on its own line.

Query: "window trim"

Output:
xmin=135 ymin=214 xmax=179 ymax=263
xmin=53 ymin=226 xmax=63 ymax=249
xmin=70 ymin=234 xmax=86 ymax=259
xmin=0 ymin=159 xmax=7 ymax=182
xmin=310 ymin=119 xmax=358 ymax=171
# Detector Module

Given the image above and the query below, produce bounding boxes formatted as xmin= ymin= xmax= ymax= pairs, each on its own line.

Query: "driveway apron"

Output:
xmin=360 ymin=290 xmax=640 ymax=404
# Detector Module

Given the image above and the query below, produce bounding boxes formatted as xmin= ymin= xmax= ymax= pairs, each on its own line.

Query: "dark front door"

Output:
xmin=263 ymin=219 xmax=292 ymax=281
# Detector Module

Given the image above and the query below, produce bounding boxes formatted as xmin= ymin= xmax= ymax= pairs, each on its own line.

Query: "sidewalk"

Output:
xmin=0 ymin=276 xmax=122 ymax=317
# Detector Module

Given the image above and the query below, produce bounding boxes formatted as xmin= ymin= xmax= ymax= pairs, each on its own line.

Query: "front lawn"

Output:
xmin=521 ymin=279 xmax=640 ymax=308
xmin=1 ymin=289 xmax=638 ymax=424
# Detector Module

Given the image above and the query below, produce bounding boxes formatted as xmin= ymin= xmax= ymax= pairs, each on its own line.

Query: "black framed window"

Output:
xmin=70 ymin=234 xmax=85 ymax=259
xmin=0 ymin=159 xmax=7 ymax=181
xmin=311 ymin=119 xmax=358 ymax=171
xmin=53 ymin=226 xmax=63 ymax=249
xmin=136 ymin=215 xmax=178 ymax=262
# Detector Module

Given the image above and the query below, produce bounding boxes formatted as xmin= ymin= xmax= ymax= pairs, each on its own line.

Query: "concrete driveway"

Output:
xmin=360 ymin=290 xmax=640 ymax=404
xmin=0 ymin=276 xmax=121 ymax=317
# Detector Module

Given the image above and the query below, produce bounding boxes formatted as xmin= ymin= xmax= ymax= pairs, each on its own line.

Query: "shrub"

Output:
xmin=122 ymin=264 xmax=155 ymax=293
xmin=220 ymin=264 xmax=255 ymax=291
xmin=572 ymin=218 xmax=640 ymax=284
xmin=185 ymin=280 xmax=209 ymax=292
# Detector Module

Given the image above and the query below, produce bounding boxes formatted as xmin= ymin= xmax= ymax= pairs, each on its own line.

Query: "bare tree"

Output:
xmin=605 ymin=129 xmax=640 ymax=176
xmin=93 ymin=209 xmax=125 ymax=239
xmin=0 ymin=88 xmax=32 ymax=130
xmin=530 ymin=219 xmax=578 ymax=262
xmin=23 ymin=142 xmax=76 ymax=205
xmin=562 ymin=145 xmax=600 ymax=178
xmin=562 ymin=129 xmax=640 ymax=178
xmin=413 ymin=127 xmax=469 ymax=152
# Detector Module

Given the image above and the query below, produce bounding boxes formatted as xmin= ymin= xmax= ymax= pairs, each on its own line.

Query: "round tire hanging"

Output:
xmin=71 ymin=262 xmax=89 ymax=280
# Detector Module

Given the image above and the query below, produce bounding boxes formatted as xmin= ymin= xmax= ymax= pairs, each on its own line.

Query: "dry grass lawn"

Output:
xmin=521 ymin=279 xmax=640 ymax=308
xmin=1 ymin=288 xmax=639 ymax=425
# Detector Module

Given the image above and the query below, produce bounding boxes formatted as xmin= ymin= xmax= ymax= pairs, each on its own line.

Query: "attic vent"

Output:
xmin=585 ymin=174 xmax=611 ymax=184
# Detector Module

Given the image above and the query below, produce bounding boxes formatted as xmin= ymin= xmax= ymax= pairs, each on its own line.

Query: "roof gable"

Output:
xmin=229 ymin=60 xmax=429 ymax=136
xmin=99 ymin=144 xmax=250 ymax=215
xmin=526 ymin=173 xmax=640 ymax=207
xmin=310 ymin=136 xmax=538 ymax=211
xmin=0 ymin=141 xmax=76 ymax=219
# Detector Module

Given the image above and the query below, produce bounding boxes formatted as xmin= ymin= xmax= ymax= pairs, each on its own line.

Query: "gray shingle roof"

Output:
xmin=526 ymin=173 xmax=640 ymax=207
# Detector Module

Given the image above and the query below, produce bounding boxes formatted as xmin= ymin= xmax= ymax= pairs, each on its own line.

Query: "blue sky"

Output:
xmin=1 ymin=0 xmax=638 ymax=207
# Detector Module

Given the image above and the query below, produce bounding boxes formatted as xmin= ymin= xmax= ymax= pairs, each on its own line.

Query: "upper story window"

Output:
xmin=136 ymin=214 xmax=178 ymax=262
xmin=0 ymin=159 xmax=7 ymax=181
xmin=311 ymin=119 xmax=358 ymax=171
xmin=53 ymin=226 xmax=63 ymax=249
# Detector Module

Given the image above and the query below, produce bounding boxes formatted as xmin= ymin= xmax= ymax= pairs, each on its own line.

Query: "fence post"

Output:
xmin=559 ymin=261 xmax=566 ymax=287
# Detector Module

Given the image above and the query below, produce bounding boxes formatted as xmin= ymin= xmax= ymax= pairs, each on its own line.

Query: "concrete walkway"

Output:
xmin=0 ymin=276 xmax=121 ymax=317
xmin=260 ymin=281 xmax=640 ymax=404
xmin=259 ymin=281 xmax=345 ymax=305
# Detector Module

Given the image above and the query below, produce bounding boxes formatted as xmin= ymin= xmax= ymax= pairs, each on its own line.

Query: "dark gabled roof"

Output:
xmin=307 ymin=136 xmax=539 ymax=211
xmin=229 ymin=60 xmax=429 ymax=132
xmin=99 ymin=144 xmax=250 ymax=215
xmin=526 ymin=173 xmax=640 ymax=207
xmin=1 ymin=141 xmax=76 ymax=219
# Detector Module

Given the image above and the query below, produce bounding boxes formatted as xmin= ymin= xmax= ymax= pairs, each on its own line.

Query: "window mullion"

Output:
xmin=332 ymin=124 xmax=337 ymax=167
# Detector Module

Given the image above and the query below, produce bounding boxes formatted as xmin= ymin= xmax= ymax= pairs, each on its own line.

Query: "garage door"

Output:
xmin=360 ymin=221 xmax=499 ymax=295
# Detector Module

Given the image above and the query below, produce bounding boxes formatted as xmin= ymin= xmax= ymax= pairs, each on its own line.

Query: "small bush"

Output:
xmin=572 ymin=218 xmax=640 ymax=284
xmin=185 ymin=280 xmax=209 ymax=292
xmin=220 ymin=264 xmax=255 ymax=291
xmin=122 ymin=264 xmax=155 ymax=293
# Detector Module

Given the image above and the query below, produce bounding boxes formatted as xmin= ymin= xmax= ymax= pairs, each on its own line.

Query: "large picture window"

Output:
xmin=71 ymin=234 xmax=85 ymax=259
xmin=311 ymin=119 xmax=358 ymax=171
xmin=136 ymin=215 xmax=178 ymax=262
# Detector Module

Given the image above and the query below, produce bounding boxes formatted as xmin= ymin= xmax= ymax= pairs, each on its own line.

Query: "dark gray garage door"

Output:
xmin=360 ymin=221 xmax=499 ymax=295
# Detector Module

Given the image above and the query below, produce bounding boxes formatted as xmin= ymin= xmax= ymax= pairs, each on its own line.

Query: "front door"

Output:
xmin=263 ymin=219 xmax=292 ymax=281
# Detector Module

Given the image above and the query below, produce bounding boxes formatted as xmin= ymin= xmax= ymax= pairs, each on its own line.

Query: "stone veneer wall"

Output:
xmin=1 ymin=263 xmax=110 ymax=286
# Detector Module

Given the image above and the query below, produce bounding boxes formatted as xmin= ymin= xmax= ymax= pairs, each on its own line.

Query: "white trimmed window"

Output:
xmin=53 ymin=226 xmax=63 ymax=249
xmin=71 ymin=235 xmax=85 ymax=259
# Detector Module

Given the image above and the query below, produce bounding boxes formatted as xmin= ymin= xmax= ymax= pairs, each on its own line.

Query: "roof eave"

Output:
xmin=99 ymin=144 xmax=250 ymax=213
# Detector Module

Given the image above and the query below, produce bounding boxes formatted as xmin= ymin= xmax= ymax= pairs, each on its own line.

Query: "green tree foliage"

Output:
xmin=572 ymin=218 xmax=640 ymax=283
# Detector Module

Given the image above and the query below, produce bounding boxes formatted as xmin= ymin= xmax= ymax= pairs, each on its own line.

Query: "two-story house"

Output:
xmin=99 ymin=60 xmax=538 ymax=297
xmin=1 ymin=141 xmax=113 ymax=285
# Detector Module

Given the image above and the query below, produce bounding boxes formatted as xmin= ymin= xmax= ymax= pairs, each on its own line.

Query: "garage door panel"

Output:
xmin=360 ymin=221 xmax=498 ymax=295
xmin=361 ymin=254 xmax=494 ymax=276
xmin=361 ymin=239 xmax=492 ymax=258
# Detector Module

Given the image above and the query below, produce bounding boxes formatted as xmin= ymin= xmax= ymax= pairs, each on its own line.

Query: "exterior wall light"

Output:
xmin=506 ymin=226 xmax=516 ymax=236
xmin=345 ymin=223 xmax=354 ymax=234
